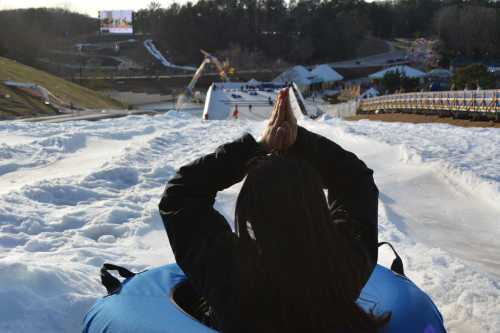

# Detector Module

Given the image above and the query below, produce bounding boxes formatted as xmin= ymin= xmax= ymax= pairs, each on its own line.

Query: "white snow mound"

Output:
xmin=0 ymin=113 xmax=499 ymax=332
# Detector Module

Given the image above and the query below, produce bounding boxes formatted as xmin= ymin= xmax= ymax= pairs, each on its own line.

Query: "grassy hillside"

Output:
xmin=0 ymin=57 xmax=125 ymax=118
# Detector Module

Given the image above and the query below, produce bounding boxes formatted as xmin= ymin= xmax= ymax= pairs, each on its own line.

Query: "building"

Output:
xmin=273 ymin=65 xmax=313 ymax=93
xmin=369 ymin=65 xmax=427 ymax=80
xmin=273 ymin=64 xmax=344 ymax=94
xmin=310 ymin=64 xmax=343 ymax=90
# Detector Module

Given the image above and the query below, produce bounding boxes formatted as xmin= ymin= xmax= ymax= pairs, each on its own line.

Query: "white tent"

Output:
xmin=273 ymin=65 xmax=312 ymax=87
xmin=369 ymin=65 xmax=427 ymax=79
xmin=247 ymin=78 xmax=260 ymax=85
xmin=310 ymin=64 xmax=343 ymax=83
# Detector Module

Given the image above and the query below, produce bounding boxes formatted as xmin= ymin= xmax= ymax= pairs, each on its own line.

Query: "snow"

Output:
xmin=143 ymin=39 xmax=196 ymax=71
xmin=369 ymin=65 xmax=427 ymax=79
xmin=203 ymin=83 xmax=313 ymax=120
xmin=0 ymin=113 xmax=499 ymax=332
xmin=203 ymin=83 xmax=280 ymax=120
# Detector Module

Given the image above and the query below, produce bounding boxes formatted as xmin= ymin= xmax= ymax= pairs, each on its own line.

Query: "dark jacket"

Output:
xmin=158 ymin=126 xmax=379 ymax=332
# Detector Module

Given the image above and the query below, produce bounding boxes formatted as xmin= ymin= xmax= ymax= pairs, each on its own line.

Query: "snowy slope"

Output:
xmin=144 ymin=40 xmax=196 ymax=71
xmin=0 ymin=114 xmax=499 ymax=332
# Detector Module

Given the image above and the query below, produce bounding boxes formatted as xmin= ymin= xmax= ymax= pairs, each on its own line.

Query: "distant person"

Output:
xmin=268 ymin=96 xmax=273 ymax=105
xmin=159 ymin=89 xmax=387 ymax=333
xmin=248 ymin=104 xmax=253 ymax=113
xmin=232 ymin=105 xmax=239 ymax=119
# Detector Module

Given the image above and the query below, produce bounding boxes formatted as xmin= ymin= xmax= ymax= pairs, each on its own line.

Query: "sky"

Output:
xmin=0 ymin=0 xmax=165 ymax=17
xmin=0 ymin=0 xmax=377 ymax=17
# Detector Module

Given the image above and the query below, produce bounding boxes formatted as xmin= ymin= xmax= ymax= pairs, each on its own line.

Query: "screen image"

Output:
xmin=99 ymin=10 xmax=133 ymax=34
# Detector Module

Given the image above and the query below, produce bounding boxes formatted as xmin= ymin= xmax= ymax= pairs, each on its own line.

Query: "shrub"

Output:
xmin=451 ymin=64 xmax=495 ymax=90
xmin=379 ymin=71 xmax=419 ymax=94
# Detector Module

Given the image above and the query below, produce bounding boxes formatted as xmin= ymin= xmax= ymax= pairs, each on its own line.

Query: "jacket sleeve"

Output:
xmin=288 ymin=126 xmax=379 ymax=269
xmin=158 ymin=133 xmax=264 ymax=325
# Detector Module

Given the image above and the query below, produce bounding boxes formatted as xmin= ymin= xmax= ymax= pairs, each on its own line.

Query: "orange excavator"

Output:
xmin=185 ymin=50 xmax=234 ymax=99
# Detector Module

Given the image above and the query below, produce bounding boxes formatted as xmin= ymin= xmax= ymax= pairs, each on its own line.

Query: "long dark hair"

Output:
xmin=235 ymin=155 xmax=389 ymax=332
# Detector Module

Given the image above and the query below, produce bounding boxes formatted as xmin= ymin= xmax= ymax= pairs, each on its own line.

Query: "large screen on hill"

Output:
xmin=99 ymin=10 xmax=133 ymax=34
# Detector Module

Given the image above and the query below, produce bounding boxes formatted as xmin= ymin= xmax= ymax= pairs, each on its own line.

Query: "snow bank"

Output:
xmin=307 ymin=118 xmax=500 ymax=332
xmin=377 ymin=201 xmax=500 ymax=332
xmin=335 ymin=119 xmax=500 ymax=207
xmin=0 ymin=113 xmax=499 ymax=332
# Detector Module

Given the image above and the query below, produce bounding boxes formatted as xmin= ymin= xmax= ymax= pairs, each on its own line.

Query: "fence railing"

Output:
xmin=359 ymin=90 xmax=500 ymax=114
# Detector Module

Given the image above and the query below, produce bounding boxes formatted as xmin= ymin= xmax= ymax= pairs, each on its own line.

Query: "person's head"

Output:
xmin=235 ymin=155 xmax=388 ymax=332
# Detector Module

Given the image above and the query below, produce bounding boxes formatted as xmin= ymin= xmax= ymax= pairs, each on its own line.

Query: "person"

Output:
xmin=232 ymin=105 xmax=239 ymax=119
xmin=159 ymin=89 xmax=387 ymax=333
xmin=248 ymin=104 xmax=253 ymax=113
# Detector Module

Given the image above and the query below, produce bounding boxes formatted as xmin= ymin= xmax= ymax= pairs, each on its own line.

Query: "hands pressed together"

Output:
xmin=259 ymin=89 xmax=298 ymax=154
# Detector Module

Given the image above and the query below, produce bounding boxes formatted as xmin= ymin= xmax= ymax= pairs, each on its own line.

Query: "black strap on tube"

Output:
xmin=100 ymin=263 xmax=136 ymax=295
xmin=378 ymin=242 xmax=405 ymax=276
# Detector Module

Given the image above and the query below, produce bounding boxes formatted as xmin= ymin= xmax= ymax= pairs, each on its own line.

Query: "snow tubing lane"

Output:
xmin=82 ymin=264 xmax=446 ymax=333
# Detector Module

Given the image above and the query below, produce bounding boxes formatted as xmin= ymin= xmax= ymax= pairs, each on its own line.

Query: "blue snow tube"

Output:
xmin=83 ymin=264 xmax=446 ymax=333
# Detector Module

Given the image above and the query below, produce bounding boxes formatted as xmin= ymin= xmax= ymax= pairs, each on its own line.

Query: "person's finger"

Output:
xmin=269 ymin=89 xmax=289 ymax=127
xmin=268 ymin=125 xmax=280 ymax=150
xmin=275 ymin=126 xmax=287 ymax=152
xmin=268 ymin=100 xmax=279 ymax=125
xmin=285 ymin=97 xmax=296 ymax=124
xmin=280 ymin=93 xmax=294 ymax=124
xmin=275 ymin=90 xmax=288 ymax=125
xmin=269 ymin=90 xmax=285 ymax=125
xmin=289 ymin=123 xmax=297 ymax=146
xmin=285 ymin=100 xmax=297 ymax=141
xmin=269 ymin=96 xmax=283 ymax=126
xmin=283 ymin=121 xmax=296 ymax=149
xmin=278 ymin=122 xmax=290 ymax=149
xmin=270 ymin=96 xmax=283 ymax=126
xmin=270 ymin=124 xmax=287 ymax=153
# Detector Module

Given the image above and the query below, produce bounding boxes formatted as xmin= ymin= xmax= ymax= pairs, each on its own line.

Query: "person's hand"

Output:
xmin=259 ymin=89 xmax=297 ymax=153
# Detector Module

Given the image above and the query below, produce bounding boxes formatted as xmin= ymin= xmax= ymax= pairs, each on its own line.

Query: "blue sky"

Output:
xmin=0 ymin=0 xmax=164 ymax=17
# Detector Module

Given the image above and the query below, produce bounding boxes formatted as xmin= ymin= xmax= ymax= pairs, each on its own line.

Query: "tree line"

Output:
xmin=0 ymin=1 xmax=498 ymax=69
xmin=0 ymin=8 xmax=98 ymax=65
xmin=135 ymin=0 xmax=500 ymax=66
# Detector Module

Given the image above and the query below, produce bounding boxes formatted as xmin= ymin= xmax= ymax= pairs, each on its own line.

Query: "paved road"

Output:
xmin=330 ymin=41 xmax=408 ymax=68
xmin=21 ymin=109 xmax=160 ymax=123
xmin=70 ymin=68 xmax=285 ymax=81
xmin=331 ymin=50 xmax=408 ymax=68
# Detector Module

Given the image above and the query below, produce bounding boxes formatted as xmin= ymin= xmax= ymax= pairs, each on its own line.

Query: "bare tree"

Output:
xmin=434 ymin=5 xmax=498 ymax=57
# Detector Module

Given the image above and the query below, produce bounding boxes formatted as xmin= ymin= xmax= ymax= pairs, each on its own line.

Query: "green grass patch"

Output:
xmin=0 ymin=56 xmax=125 ymax=118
